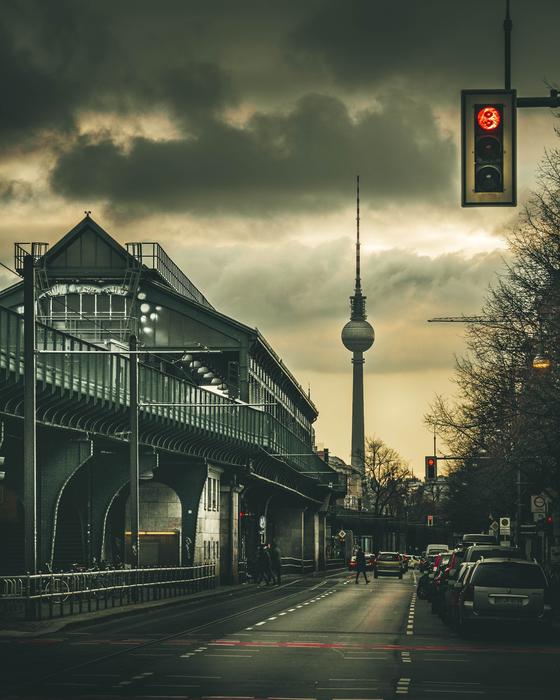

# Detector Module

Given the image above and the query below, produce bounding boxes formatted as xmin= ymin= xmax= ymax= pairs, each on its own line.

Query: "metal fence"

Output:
xmin=280 ymin=556 xmax=315 ymax=574
xmin=0 ymin=564 xmax=216 ymax=621
xmin=326 ymin=558 xmax=346 ymax=570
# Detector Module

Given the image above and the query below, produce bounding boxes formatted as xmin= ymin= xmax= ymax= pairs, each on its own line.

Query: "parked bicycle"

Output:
xmin=42 ymin=562 xmax=70 ymax=603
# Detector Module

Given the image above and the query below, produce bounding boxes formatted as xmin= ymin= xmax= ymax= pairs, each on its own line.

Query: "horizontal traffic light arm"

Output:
xmin=517 ymin=89 xmax=560 ymax=109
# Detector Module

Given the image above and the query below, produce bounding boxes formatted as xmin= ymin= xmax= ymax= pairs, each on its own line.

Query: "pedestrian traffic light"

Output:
xmin=427 ymin=515 xmax=434 ymax=527
xmin=425 ymin=456 xmax=437 ymax=481
xmin=461 ymin=89 xmax=516 ymax=207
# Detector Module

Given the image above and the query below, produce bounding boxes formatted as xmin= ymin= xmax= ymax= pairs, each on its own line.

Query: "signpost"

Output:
xmin=531 ymin=494 xmax=547 ymax=513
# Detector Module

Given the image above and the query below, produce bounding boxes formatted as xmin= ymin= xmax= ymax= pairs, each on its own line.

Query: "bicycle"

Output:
xmin=42 ymin=563 xmax=70 ymax=603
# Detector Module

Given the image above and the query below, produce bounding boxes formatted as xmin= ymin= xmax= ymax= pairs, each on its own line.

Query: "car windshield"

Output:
xmin=473 ymin=563 xmax=547 ymax=588
xmin=378 ymin=553 xmax=400 ymax=561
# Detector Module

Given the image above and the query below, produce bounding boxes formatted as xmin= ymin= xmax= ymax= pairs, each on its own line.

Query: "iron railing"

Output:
xmin=280 ymin=556 xmax=315 ymax=574
xmin=0 ymin=564 xmax=216 ymax=621
xmin=126 ymin=242 xmax=213 ymax=309
xmin=0 ymin=305 xmax=337 ymax=482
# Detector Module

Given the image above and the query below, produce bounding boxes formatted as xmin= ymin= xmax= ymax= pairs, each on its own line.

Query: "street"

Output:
xmin=1 ymin=569 xmax=558 ymax=700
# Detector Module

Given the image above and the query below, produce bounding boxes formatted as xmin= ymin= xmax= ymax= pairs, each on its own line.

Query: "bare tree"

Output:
xmin=363 ymin=436 xmax=413 ymax=516
xmin=425 ymin=124 xmax=560 ymax=525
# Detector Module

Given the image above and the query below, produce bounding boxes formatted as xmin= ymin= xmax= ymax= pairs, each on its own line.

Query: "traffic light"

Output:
xmin=427 ymin=515 xmax=434 ymax=527
xmin=544 ymin=515 xmax=553 ymax=536
xmin=425 ymin=456 xmax=437 ymax=481
xmin=461 ymin=89 xmax=516 ymax=207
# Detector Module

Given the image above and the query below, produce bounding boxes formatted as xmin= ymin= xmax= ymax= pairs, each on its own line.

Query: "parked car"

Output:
xmin=458 ymin=558 xmax=552 ymax=632
xmin=430 ymin=552 xmax=453 ymax=612
xmin=431 ymin=549 xmax=465 ymax=616
xmin=461 ymin=533 xmax=498 ymax=548
xmin=374 ymin=552 xmax=403 ymax=578
xmin=463 ymin=545 xmax=527 ymax=564
xmin=348 ymin=552 xmax=375 ymax=571
xmin=443 ymin=561 xmax=476 ymax=627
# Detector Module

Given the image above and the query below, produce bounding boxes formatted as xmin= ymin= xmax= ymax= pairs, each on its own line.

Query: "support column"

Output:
xmin=220 ymin=481 xmax=243 ymax=584
xmin=274 ymin=506 xmax=305 ymax=573
xmin=35 ymin=436 xmax=93 ymax=569
xmin=23 ymin=255 xmax=37 ymax=574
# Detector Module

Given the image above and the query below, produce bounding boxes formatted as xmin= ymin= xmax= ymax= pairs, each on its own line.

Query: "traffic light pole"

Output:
xmin=503 ymin=0 xmax=560 ymax=109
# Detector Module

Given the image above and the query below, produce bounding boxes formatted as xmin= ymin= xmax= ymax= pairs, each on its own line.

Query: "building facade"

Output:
xmin=0 ymin=217 xmax=342 ymax=578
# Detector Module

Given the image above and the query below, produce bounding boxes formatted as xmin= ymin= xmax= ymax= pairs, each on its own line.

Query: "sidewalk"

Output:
xmin=0 ymin=569 xmax=342 ymax=638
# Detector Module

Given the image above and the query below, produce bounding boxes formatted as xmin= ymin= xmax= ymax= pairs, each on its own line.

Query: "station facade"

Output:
xmin=0 ymin=217 xmax=342 ymax=579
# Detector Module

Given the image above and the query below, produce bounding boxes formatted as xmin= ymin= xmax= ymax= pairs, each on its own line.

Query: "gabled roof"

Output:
xmin=42 ymin=215 xmax=137 ymax=272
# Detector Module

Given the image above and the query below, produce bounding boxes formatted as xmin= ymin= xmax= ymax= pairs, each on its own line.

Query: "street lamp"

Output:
xmin=532 ymin=353 xmax=551 ymax=370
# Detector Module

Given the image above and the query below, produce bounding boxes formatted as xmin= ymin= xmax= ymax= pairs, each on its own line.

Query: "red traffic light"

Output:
xmin=477 ymin=106 xmax=501 ymax=131
xmin=426 ymin=457 xmax=436 ymax=467
xmin=546 ymin=515 xmax=553 ymax=525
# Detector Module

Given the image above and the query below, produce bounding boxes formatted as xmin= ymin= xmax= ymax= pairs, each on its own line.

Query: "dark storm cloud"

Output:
xmin=0 ymin=179 xmax=34 ymax=204
xmin=50 ymin=91 xmax=455 ymax=216
xmin=289 ymin=0 xmax=560 ymax=98
xmin=1 ymin=0 xmax=235 ymax=147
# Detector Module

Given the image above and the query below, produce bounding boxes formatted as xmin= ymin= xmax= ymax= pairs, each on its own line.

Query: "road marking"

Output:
xmin=206 ymin=654 xmax=253 ymax=658
xmin=268 ymin=616 xmax=278 ymax=620
xmin=245 ymin=627 xmax=254 ymax=630
xmin=255 ymin=621 xmax=266 ymax=626
xmin=397 ymin=676 xmax=411 ymax=695
xmin=279 ymin=612 xmax=287 ymax=615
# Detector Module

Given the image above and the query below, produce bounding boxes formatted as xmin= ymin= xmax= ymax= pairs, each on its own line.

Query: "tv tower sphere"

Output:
xmin=341 ymin=318 xmax=374 ymax=352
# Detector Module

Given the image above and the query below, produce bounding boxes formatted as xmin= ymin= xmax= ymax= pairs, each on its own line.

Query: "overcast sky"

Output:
xmin=1 ymin=0 xmax=559 ymax=475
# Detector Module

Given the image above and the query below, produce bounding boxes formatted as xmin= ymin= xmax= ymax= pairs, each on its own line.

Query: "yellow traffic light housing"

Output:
xmin=461 ymin=89 xmax=516 ymax=207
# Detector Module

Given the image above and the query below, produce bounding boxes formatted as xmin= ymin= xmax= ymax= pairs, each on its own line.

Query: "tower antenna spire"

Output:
xmin=355 ymin=175 xmax=361 ymax=292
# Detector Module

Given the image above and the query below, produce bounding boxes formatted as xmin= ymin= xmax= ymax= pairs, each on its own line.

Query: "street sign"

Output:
xmin=338 ymin=530 xmax=346 ymax=540
xmin=258 ymin=515 xmax=266 ymax=531
xmin=531 ymin=494 xmax=547 ymax=513
xmin=499 ymin=517 xmax=511 ymax=535
xmin=489 ymin=520 xmax=499 ymax=533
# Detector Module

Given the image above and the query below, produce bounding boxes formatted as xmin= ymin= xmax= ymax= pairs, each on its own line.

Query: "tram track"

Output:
xmin=5 ymin=572 xmax=346 ymax=696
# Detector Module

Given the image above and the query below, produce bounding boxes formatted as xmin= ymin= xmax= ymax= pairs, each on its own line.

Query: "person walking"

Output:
xmin=256 ymin=543 xmax=273 ymax=585
xmin=355 ymin=546 xmax=369 ymax=584
xmin=269 ymin=541 xmax=282 ymax=585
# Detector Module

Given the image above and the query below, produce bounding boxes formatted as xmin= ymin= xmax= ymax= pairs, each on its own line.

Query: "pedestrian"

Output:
xmin=256 ymin=543 xmax=273 ymax=585
xmin=355 ymin=546 xmax=369 ymax=584
xmin=269 ymin=541 xmax=282 ymax=585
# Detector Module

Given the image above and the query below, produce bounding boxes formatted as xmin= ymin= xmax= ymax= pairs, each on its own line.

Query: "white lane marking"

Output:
xmin=288 ymin=608 xmax=296 ymax=611
xmin=268 ymin=616 xmax=278 ymax=620
xmin=397 ymin=676 xmax=411 ymax=695
xmin=205 ymin=654 xmax=253 ymax=658
xmin=279 ymin=612 xmax=287 ymax=616
xmin=245 ymin=627 xmax=254 ymax=630
xmin=180 ymin=653 xmax=194 ymax=657
xmin=168 ymin=675 xmax=222 ymax=679
xmin=255 ymin=621 xmax=266 ymax=626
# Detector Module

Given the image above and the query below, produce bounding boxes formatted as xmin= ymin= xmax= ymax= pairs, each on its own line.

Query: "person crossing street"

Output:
xmin=355 ymin=546 xmax=369 ymax=584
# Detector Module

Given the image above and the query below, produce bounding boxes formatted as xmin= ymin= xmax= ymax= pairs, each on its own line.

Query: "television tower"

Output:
xmin=341 ymin=176 xmax=375 ymax=479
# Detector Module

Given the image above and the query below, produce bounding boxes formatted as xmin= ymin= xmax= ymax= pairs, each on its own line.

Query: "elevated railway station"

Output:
xmin=0 ymin=217 xmax=343 ymax=586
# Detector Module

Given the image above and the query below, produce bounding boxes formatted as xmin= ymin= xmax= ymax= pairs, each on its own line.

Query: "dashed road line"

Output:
xmin=397 ymin=677 xmax=411 ymax=695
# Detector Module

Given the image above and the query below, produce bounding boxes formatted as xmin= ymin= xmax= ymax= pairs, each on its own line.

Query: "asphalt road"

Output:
xmin=1 ymin=569 xmax=559 ymax=699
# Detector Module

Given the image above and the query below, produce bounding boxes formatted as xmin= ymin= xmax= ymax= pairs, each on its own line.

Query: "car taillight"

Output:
xmin=462 ymin=583 xmax=474 ymax=601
